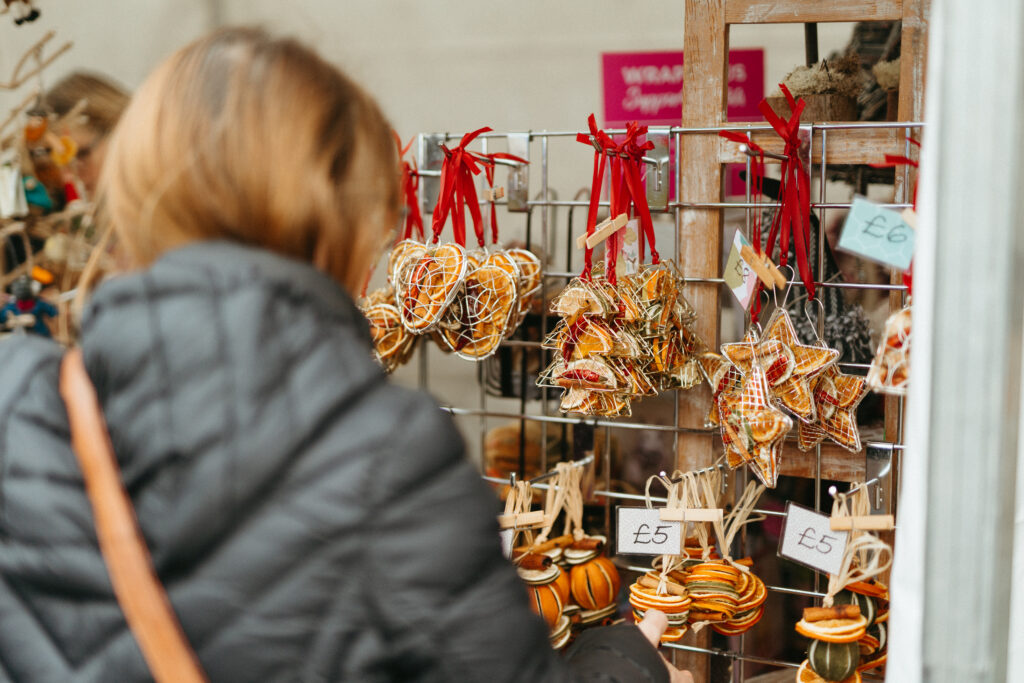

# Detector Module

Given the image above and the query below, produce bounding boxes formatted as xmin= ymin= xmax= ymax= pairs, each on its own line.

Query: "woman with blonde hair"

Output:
xmin=0 ymin=28 xmax=689 ymax=682
xmin=45 ymin=70 xmax=130 ymax=196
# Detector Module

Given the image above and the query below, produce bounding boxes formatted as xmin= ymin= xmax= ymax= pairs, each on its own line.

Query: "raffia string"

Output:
xmin=532 ymin=462 xmax=571 ymax=547
xmin=720 ymin=481 xmax=766 ymax=567
xmin=502 ymin=481 xmax=535 ymax=553
xmin=645 ymin=471 xmax=685 ymax=594
xmin=696 ymin=469 xmax=729 ymax=562
xmin=823 ymin=488 xmax=893 ymax=606
xmin=561 ymin=462 xmax=586 ymax=541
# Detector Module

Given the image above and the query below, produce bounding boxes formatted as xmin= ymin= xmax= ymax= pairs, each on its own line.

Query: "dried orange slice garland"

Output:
xmin=367 ymin=128 xmax=539 ymax=369
xmin=538 ymin=116 xmax=711 ymax=417
xmin=866 ymin=304 xmax=910 ymax=396
xmin=361 ymin=288 xmax=419 ymax=373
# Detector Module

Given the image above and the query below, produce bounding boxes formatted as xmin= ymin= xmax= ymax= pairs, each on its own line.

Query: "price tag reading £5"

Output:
xmin=778 ymin=502 xmax=850 ymax=575
xmin=616 ymin=507 xmax=682 ymax=556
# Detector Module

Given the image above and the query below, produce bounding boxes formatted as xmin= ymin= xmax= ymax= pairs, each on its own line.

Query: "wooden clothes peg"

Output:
xmin=575 ymin=212 xmax=628 ymax=250
xmin=740 ymin=245 xmax=787 ymax=289
xmin=829 ymin=515 xmax=895 ymax=531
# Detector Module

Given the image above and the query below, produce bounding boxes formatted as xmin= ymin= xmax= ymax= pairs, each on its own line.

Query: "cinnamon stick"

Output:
xmin=569 ymin=537 xmax=604 ymax=552
xmin=520 ymin=534 xmax=574 ymax=555
xmin=803 ymin=605 xmax=861 ymax=623
xmin=515 ymin=553 xmax=553 ymax=571
xmin=688 ymin=611 xmax=727 ymax=622
xmin=638 ymin=575 xmax=688 ymax=597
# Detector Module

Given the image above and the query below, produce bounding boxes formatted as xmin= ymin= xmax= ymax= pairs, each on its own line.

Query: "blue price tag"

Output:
xmin=837 ymin=197 xmax=915 ymax=271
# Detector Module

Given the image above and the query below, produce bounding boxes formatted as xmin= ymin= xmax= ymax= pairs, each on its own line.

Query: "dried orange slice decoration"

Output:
xmin=399 ymin=243 xmax=467 ymax=333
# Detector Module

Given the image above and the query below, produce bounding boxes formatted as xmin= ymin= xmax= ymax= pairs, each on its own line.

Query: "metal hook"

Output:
xmin=803 ymin=298 xmax=827 ymax=345
xmin=739 ymin=143 xmax=788 ymax=162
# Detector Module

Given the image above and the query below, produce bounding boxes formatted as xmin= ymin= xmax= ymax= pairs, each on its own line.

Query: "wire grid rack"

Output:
xmin=412 ymin=121 xmax=919 ymax=681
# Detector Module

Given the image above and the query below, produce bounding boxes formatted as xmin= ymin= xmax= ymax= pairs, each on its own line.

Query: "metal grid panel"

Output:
xmin=416 ymin=121 xmax=918 ymax=678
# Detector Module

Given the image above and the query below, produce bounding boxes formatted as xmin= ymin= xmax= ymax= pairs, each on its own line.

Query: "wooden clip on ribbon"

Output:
xmin=575 ymin=213 xmax=629 ymax=250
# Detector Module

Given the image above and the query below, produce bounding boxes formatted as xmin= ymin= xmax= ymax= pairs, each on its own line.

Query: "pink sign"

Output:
xmin=601 ymin=49 xmax=765 ymax=126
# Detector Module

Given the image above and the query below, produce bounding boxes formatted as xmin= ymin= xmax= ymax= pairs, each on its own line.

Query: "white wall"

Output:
xmin=2 ymin=1 xmax=854 ymax=135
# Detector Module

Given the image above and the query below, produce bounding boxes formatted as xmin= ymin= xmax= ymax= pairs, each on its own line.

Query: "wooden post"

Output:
xmin=676 ymin=2 xmax=727 ymax=679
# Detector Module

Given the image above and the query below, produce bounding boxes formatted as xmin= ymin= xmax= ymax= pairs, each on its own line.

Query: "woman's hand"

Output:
xmin=636 ymin=610 xmax=695 ymax=683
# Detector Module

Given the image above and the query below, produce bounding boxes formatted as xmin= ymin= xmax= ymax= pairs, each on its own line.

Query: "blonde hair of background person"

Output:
xmin=45 ymin=71 xmax=130 ymax=196
xmin=99 ymin=33 xmax=398 ymax=296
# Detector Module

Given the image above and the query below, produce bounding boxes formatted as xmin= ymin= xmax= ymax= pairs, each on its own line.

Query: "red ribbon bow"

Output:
xmin=619 ymin=121 xmax=659 ymax=266
xmin=431 ymin=127 xmax=492 ymax=247
xmin=575 ymin=115 xmax=662 ymax=285
xmin=757 ymin=84 xmax=815 ymax=301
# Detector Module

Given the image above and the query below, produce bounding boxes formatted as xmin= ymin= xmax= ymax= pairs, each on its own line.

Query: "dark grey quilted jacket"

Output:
xmin=0 ymin=242 xmax=667 ymax=683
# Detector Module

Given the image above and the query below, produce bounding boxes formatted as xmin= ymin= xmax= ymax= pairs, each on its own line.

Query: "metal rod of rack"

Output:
xmin=442 ymin=406 xmax=716 ymax=434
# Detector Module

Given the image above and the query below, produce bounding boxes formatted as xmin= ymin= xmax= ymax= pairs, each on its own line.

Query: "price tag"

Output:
xmin=837 ymin=196 xmax=916 ymax=271
xmin=499 ymin=528 xmax=515 ymax=559
xmin=724 ymin=230 xmax=759 ymax=309
xmin=778 ymin=502 xmax=849 ymax=575
xmin=617 ymin=507 xmax=682 ymax=555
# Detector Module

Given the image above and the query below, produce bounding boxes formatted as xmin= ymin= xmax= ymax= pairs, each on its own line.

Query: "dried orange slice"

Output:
xmin=796 ymin=660 xmax=862 ymax=683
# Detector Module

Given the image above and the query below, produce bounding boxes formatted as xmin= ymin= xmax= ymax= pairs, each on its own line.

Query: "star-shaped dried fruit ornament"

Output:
xmin=797 ymin=365 xmax=868 ymax=453
xmin=717 ymin=363 xmax=793 ymax=487
xmin=722 ymin=308 xmax=838 ymax=422
xmin=698 ymin=352 xmax=743 ymax=426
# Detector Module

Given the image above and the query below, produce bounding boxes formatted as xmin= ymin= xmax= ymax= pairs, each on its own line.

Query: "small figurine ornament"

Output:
xmin=1 ymin=275 xmax=56 ymax=337
xmin=2 ymin=0 xmax=40 ymax=25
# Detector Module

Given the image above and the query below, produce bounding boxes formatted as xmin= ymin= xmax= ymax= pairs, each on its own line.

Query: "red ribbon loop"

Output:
xmin=479 ymin=152 xmax=529 ymax=244
xmin=577 ymin=114 xmax=610 ymax=281
xmin=756 ymin=84 xmax=815 ymax=301
xmin=395 ymin=133 xmax=424 ymax=241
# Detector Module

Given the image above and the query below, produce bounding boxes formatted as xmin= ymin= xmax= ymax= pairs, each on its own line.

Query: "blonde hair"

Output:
xmin=99 ymin=27 xmax=400 ymax=293
xmin=46 ymin=71 xmax=130 ymax=136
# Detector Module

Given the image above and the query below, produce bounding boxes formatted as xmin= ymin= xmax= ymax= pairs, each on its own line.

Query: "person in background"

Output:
xmin=0 ymin=28 xmax=691 ymax=682
xmin=45 ymin=70 xmax=130 ymax=197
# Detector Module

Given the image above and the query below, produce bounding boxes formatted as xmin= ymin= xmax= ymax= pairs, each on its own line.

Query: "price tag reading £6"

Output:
xmin=724 ymin=229 xmax=759 ymax=310
xmin=617 ymin=507 xmax=682 ymax=556
xmin=778 ymin=502 xmax=850 ymax=575
xmin=837 ymin=196 xmax=916 ymax=271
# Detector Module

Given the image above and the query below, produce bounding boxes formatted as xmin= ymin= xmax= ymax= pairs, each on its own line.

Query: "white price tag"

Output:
xmin=778 ymin=502 xmax=849 ymax=575
xmin=617 ymin=507 xmax=682 ymax=556
xmin=499 ymin=528 xmax=515 ymax=559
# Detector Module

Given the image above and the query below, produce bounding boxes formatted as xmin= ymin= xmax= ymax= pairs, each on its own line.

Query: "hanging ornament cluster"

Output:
xmin=628 ymin=472 xmax=769 ymax=642
xmin=0 ymin=32 xmax=108 ymax=344
xmin=700 ymin=302 xmax=857 ymax=487
xmin=795 ymin=488 xmax=892 ymax=682
xmin=539 ymin=116 xmax=703 ymax=417
xmin=866 ymin=304 xmax=910 ymax=396
xmin=363 ymin=129 xmax=539 ymax=371
xmin=505 ymin=462 xmax=621 ymax=650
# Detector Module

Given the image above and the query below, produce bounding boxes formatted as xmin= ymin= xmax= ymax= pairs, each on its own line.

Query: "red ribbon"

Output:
xmin=719 ymin=129 xmax=768 ymax=319
xmin=869 ymin=137 xmax=920 ymax=294
xmin=395 ymin=134 xmax=424 ymax=241
xmin=576 ymin=114 xmax=614 ymax=281
xmin=431 ymin=127 xmax=492 ymax=247
xmin=757 ymin=84 xmax=815 ymax=301
xmin=619 ymin=122 xmax=659 ymax=265
xmin=480 ymin=152 xmax=529 ymax=245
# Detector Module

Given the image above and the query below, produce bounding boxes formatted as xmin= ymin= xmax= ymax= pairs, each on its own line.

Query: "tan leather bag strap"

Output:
xmin=60 ymin=350 xmax=207 ymax=683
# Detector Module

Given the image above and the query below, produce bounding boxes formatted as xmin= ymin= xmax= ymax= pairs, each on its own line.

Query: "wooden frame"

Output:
xmin=676 ymin=1 xmax=928 ymax=678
